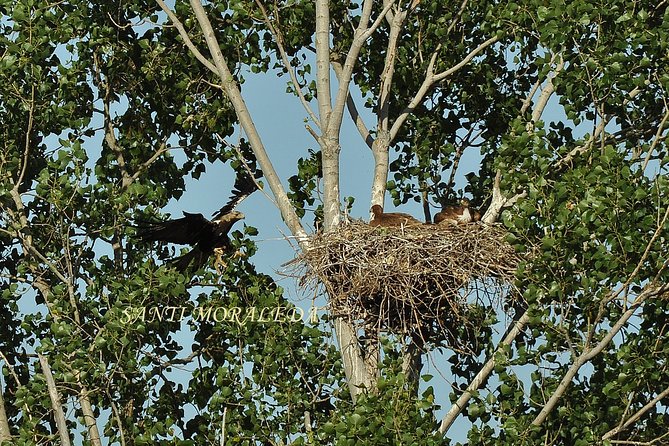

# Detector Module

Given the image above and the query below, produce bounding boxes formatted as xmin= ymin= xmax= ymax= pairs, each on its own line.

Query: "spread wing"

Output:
xmin=136 ymin=212 xmax=212 ymax=245
xmin=212 ymin=171 xmax=257 ymax=220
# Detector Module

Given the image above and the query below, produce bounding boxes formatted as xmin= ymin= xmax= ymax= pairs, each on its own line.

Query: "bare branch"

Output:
xmin=156 ymin=0 xmax=217 ymax=74
xmin=389 ymin=35 xmax=500 ymax=141
xmin=481 ymin=171 xmax=526 ymax=224
xmin=603 ymin=384 xmax=669 ymax=441
xmin=366 ymin=1 xmax=410 ymax=209
xmin=179 ymin=0 xmax=307 ymax=242
xmin=608 ymin=432 xmax=669 ymax=445
xmin=377 ymin=8 xmax=408 ymax=135
xmin=439 ymin=310 xmax=530 ymax=435
xmin=92 ymin=51 xmax=133 ymax=188
xmin=315 ymin=0 xmax=340 ymax=230
xmin=128 ymin=141 xmax=171 ymax=183
xmin=641 ymin=105 xmax=669 ymax=172
xmin=383 ymin=0 xmax=396 ymax=25
xmin=326 ymin=0 xmax=395 ymax=138
xmin=531 ymin=213 xmax=669 ymax=429
xmin=445 ymin=127 xmax=477 ymax=190
xmin=14 ymin=85 xmax=35 ymax=192
xmin=77 ymin=381 xmax=102 ymax=446
xmin=331 ymin=61 xmax=373 ymax=148
xmin=216 ymin=134 xmax=279 ymax=208
xmin=531 ymin=283 xmax=669 ymax=427
xmin=446 ymin=0 xmax=469 ymax=35
xmin=334 ymin=318 xmax=376 ymax=401
xmin=520 ymin=77 xmax=542 ymax=116
xmin=38 ymin=354 xmax=72 ymax=446
xmin=528 ymin=55 xmax=564 ymax=130
xmin=0 ymin=375 xmax=11 ymax=442
xmin=434 ymin=35 xmax=500 ymax=84
xmin=555 ymin=85 xmax=644 ymax=168
xmin=220 ymin=407 xmax=227 ymax=446
xmin=109 ymin=400 xmax=127 ymax=446
xmin=304 ymin=410 xmax=313 ymax=440
xmin=364 ymin=0 xmax=399 ymax=41
xmin=315 ymin=0 xmax=332 ymax=128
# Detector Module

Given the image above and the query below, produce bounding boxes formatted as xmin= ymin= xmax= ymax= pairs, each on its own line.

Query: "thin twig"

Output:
xmin=641 ymin=105 xmax=669 ymax=172
xmin=14 ymin=85 xmax=35 ymax=191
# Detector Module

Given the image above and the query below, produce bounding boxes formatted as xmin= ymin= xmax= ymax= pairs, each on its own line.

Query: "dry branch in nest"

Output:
xmin=293 ymin=221 xmax=524 ymax=349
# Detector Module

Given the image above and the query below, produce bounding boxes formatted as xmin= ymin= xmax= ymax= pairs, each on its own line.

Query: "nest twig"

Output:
xmin=292 ymin=221 xmax=524 ymax=348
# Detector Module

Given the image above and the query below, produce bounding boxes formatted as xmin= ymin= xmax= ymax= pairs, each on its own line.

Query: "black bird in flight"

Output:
xmin=137 ymin=173 xmax=257 ymax=272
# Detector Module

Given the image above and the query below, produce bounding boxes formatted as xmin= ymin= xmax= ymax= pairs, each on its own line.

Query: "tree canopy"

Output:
xmin=1 ymin=0 xmax=668 ymax=445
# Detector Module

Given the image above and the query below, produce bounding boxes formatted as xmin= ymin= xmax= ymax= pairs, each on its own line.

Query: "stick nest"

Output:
xmin=294 ymin=221 xmax=523 ymax=347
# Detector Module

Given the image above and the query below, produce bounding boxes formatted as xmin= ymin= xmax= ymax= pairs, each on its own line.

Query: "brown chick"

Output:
xmin=369 ymin=204 xmax=422 ymax=227
xmin=434 ymin=198 xmax=481 ymax=225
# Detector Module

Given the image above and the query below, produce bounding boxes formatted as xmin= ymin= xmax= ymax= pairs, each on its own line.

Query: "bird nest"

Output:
xmin=293 ymin=221 xmax=524 ymax=348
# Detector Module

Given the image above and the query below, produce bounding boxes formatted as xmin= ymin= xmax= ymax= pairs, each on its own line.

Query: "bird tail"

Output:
xmin=171 ymin=247 xmax=209 ymax=272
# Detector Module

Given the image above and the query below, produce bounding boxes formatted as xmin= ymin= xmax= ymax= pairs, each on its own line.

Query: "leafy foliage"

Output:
xmin=0 ymin=0 xmax=341 ymax=443
xmin=1 ymin=0 xmax=669 ymax=444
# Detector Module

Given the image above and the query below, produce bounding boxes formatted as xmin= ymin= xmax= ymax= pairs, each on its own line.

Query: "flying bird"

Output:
xmin=136 ymin=172 xmax=257 ymax=271
xmin=369 ymin=204 xmax=422 ymax=227
xmin=434 ymin=198 xmax=481 ymax=225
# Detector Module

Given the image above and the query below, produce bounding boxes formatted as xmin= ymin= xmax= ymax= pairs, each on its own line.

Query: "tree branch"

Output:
xmin=180 ymin=0 xmax=307 ymax=242
xmin=92 ymin=51 xmax=132 ymax=189
xmin=531 ymin=203 xmax=669 ymax=426
xmin=315 ymin=0 xmax=332 ymax=129
xmin=156 ymin=0 xmax=217 ymax=74
xmin=39 ymin=354 xmax=72 ymax=446
xmin=326 ymin=0 xmax=398 ymax=396
xmin=0 ymin=374 xmax=11 ymax=442
xmin=389 ymin=35 xmax=500 ymax=141
xmin=326 ymin=0 xmax=394 ymax=138
xmin=14 ymin=85 xmax=35 ymax=192
xmin=109 ymin=399 xmax=127 ymax=446
xmin=527 ymin=55 xmax=564 ymax=130
xmin=481 ymin=171 xmax=526 ymax=224
xmin=641 ymin=105 xmax=669 ymax=172
xmin=532 ymin=284 xmax=669 ymax=427
xmin=555 ymin=85 xmax=644 ymax=169
xmin=77 ymin=379 xmax=102 ymax=446
xmin=602 ymin=384 xmax=669 ymax=441
xmin=333 ymin=319 xmax=375 ymax=401
xmin=331 ymin=61 xmax=373 ymax=148
xmin=377 ymin=6 xmax=407 ymax=136
xmin=445 ymin=0 xmax=469 ymax=35
xmin=254 ymin=0 xmax=320 ymax=128
xmin=128 ymin=140 xmax=171 ymax=183
xmin=439 ymin=310 xmax=530 ymax=435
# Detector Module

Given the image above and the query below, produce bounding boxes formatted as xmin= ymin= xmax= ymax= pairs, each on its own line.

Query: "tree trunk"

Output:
xmin=0 ymin=377 xmax=11 ymax=441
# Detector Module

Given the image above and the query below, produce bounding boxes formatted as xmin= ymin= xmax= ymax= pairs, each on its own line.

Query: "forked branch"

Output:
xmin=602 ymin=384 xmax=669 ymax=441
xmin=481 ymin=171 xmax=526 ymax=224
xmin=254 ymin=0 xmax=320 ymax=128
xmin=161 ymin=0 xmax=307 ymax=242
xmin=389 ymin=35 xmax=500 ymax=141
